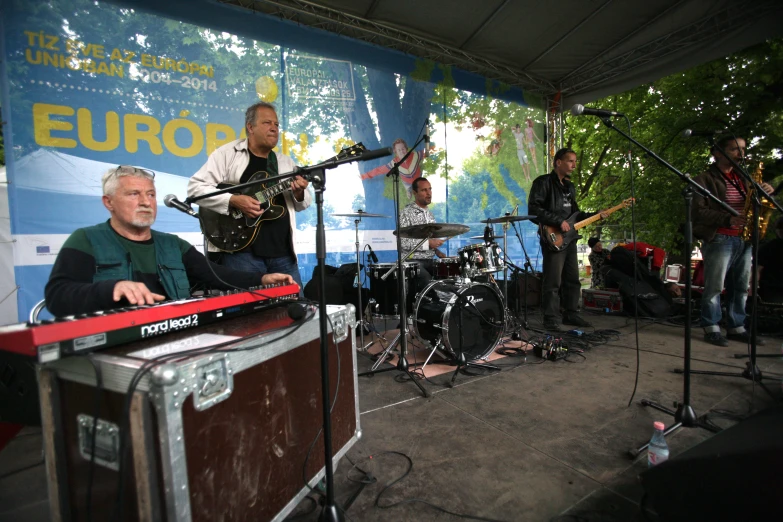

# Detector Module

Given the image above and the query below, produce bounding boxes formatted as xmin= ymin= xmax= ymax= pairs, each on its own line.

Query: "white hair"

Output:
xmin=102 ymin=166 xmax=155 ymax=195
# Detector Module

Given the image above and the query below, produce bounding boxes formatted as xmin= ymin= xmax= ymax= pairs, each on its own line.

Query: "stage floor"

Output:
xmin=2 ymin=310 xmax=781 ymax=521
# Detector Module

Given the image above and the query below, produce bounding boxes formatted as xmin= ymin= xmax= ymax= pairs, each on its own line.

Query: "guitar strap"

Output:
xmin=267 ymin=149 xmax=279 ymax=179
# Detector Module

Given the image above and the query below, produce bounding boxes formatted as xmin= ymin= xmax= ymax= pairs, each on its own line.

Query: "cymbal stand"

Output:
xmin=350 ymin=212 xmax=372 ymax=351
xmin=502 ymin=219 xmax=510 ymax=313
xmin=496 ymin=218 xmax=520 ymax=339
xmin=510 ymin=219 xmax=534 ymax=330
xmin=357 ymin=133 xmax=430 ymax=398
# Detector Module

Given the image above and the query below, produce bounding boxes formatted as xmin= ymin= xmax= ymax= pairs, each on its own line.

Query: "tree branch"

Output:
xmin=580 ymin=145 xmax=609 ymax=198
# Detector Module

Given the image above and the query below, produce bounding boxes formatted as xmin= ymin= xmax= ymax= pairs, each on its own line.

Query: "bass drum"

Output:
xmin=413 ymin=280 xmax=504 ymax=361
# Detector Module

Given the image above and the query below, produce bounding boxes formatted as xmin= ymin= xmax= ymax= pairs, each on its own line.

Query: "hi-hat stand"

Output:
xmin=584 ymin=117 xmax=737 ymax=457
xmin=676 ymin=140 xmax=783 ymax=397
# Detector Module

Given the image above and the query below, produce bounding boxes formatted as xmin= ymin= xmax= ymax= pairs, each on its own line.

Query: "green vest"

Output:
xmin=83 ymin=222 xmax=191 ymax=299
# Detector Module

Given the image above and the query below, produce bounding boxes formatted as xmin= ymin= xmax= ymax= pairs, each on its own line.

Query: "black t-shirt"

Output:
xmin=560 ymin=180 xmax=572 ymax=216
xmin=239 ymin=152 xmax=291 ymax=258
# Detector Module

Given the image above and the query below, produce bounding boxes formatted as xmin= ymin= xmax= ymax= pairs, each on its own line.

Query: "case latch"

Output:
xmin=77 ymin=414 xmax=120 ymax=471
xmin=193 ymin=356 xmax=233 ymax=411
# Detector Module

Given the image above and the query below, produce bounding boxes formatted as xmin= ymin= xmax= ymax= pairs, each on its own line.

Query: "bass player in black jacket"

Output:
xmin=528 ymin=148 xmax=607 ymax=331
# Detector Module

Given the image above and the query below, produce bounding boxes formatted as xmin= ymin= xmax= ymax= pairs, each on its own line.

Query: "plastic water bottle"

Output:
xmin=647 ymin=421 xmax=669 ymax=467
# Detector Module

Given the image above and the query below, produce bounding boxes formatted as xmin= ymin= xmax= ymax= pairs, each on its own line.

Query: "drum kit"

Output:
xmin=332 ymin=210 xmax=535 ymax=372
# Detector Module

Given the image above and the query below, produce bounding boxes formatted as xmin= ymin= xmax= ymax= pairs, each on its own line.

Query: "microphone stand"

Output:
xmin=357 ymin=133 xmax=430 ymax=398
xmin=592 ymin=117 xmax=737 ymax=456
xmin=185 ymin=151 xmax=388 ymax=522
xmin=680 ymin=142 xmax=783 ymax=396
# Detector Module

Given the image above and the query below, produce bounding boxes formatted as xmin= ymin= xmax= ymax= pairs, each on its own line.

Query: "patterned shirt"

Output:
xmin=399 ymin=202 xmax=436 ymax=260
xmin=716 ymin=170 xmax=746 ymax=236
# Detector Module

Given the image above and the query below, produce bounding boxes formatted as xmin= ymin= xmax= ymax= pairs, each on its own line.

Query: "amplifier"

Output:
xmin=582 ymin=288 xmax=623 ymax=313
xmin=38 ymin=304 xmax=359 ymax=522
xmin=507 ymin=271 xmax=543 ymax=307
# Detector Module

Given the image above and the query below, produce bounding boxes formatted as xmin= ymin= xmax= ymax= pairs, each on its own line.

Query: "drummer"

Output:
xmin=399 ymin=177 xmax=447 ymax=292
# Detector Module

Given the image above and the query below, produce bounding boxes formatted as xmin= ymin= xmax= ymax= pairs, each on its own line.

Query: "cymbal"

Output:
xmin=331 ymin=210 xmax=389 ymax=218
xmin=395 ymin=223 xmax=470 ymax=239
xmin=469 ymin=235 xmax=504 ymax=241
xmin=480 ymin=215 xmax=535 ymax=224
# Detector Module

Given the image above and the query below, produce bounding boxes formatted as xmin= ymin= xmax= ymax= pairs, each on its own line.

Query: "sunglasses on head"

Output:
xmin=115 ymin=165 xmax=156 ymax=178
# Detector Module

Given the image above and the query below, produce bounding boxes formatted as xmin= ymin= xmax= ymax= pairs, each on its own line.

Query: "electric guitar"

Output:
xmin=199 ymin=143 xmax=366 ymax=252
xmin=539 ymin=198 xmax=634 ymax=252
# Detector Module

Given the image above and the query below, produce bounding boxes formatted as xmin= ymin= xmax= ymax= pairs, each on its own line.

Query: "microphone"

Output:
xmin=287 ymin=302 xmax=308 ymax=321
xmin=164 ymin=194 xmax=197 ymax=217
xmin=360 ymin=147 xmax=393 ymax=162
xmin=483 ymin=225 xmax=493 ymax=243
xmin=367 ymin=245 xmax=379 ymax=263
xmin=570 ymin=104 xmax=624 ymax=118
xmin=681 ymin=128 xmax=727 ymax=138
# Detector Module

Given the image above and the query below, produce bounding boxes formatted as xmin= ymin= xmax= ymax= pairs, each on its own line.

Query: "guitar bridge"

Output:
xmin=549 ymin=233 xmax=557 ymax=242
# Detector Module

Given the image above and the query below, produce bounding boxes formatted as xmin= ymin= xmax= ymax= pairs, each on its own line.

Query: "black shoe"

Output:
xmin=704 ymin=332 xmax=729 ymax=347
xmin=542 ymin=319 xmax=561 ymax=332
xmin=726 ymin=331 xmax=766 ymax=345
xmin=563 ymin=313 xmax=592 ymax=327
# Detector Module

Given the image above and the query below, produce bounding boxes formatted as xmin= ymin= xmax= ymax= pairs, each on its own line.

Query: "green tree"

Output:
xmin=564 ymin=38 xmax=783 ymax=251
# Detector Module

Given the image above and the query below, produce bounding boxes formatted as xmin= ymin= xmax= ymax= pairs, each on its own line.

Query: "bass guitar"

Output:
xmin=199 ymin=144 xmax=365 ymax=252
xmin=539 ymin=198 xmax=634 ymax=252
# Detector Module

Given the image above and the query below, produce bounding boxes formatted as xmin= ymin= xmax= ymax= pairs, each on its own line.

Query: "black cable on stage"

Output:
xmin=620 ymin=115 xmax=643 ymax=408
xmin=346 ymin=450 xmax=510 ymax=522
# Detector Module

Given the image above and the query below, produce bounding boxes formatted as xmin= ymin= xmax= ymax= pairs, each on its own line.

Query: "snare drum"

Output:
xmin=432 ymin=257 xmax=462 ymax=279
xmin=368 ymin=262 xmax=419 ymax=318
xmin=458 ymin=242 xmax=504 ymax=277
xmin=413 ymin=279 xmax=504 ymax=360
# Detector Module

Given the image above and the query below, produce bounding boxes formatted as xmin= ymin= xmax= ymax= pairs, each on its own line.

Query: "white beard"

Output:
xmin=131 ymin=211 xmax=156 ymax=228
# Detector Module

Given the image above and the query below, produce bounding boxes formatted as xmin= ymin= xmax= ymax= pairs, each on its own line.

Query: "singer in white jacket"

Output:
xmin=187 ymin=102 xmax=311 ymax=290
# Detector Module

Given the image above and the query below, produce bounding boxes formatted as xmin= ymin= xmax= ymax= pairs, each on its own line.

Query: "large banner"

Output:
xmin=0 ymin=0 xmax=546 ymax=322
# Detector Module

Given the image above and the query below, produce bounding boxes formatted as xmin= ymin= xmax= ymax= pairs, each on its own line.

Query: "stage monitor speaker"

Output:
xmin=507 ymin=271 xmax=542 ymax=307
xmin=640 ymin=405 xmax=783 ymax=521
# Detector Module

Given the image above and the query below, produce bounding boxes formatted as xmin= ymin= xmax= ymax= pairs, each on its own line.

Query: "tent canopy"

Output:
xmin=220 ymin=0 xmax=783 ymax=106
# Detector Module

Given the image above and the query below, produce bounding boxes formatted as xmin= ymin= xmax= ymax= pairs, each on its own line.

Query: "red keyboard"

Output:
xmin=0 ymin=284 xmax=300 ymax=362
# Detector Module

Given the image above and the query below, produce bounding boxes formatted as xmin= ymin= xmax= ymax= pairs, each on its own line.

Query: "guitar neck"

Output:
xmin=256 ymin=178 xmax=290 ymax=203
xmin=574 ymin=201 xmax=627 ymax=230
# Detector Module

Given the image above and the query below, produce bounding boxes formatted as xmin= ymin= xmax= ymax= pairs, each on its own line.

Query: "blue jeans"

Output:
xmin=700 ymin=234 xmax=751 ymax=332
xmin=221 ymin=253 xmax=304 ymax=294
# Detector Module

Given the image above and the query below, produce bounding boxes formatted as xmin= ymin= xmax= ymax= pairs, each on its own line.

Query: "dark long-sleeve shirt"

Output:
xmin=45 ymin=226 xmax=263 ymax=316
